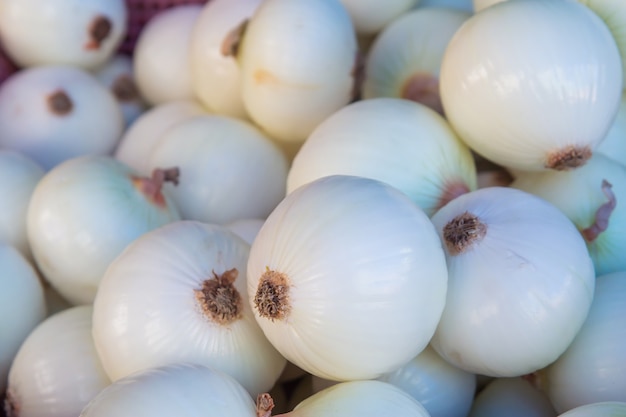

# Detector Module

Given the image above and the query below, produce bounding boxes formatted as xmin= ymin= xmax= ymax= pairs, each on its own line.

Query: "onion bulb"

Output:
xmin=557 ymin=402 xmax=626 ymax=417
xmin=247 ymin=175 xmax=448 ymax=381
xmin=5 ymin=306 xmax=110 ymax=417
xmin=540 ymin=270 xmax=626 ymax=413
xmin=287 ymin=98 xmax=477 ymax=217
xmin=258 ymin=380 xmax=432 ymax=417
xmin=92 ymin=220 xmax=287 ymax=396
xmin=429 ymin=187 xmax=596 ymax=377
xmin=79 ymin=363 xmax=257 ymax=417
xmin=440 ymin=0 xmax=623 ymax=172
xmin=27 ymin=155 xmax=181 ymax=305
xmin=362 ymin=7 xmax=470 ymax=115
xmin=237 ymin=0 xmax=358 ymax=143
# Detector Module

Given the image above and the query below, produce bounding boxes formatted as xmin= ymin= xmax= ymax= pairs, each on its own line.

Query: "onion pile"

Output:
xmin=0 ymin=0 xmax=625 ymax=415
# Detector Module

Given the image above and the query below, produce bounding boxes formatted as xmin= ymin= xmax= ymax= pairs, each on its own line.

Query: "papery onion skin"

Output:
xmin=287 ymin=98 xmax=477 ymax=217
xmin=79 ymin=363 xmax=257 ymax=417
xmin=510 ymin=154 xmax=626 ymax=276
xmin=5 ymin=306 xmax=110 ymax=417
xmin=92 ymin=221 xmax=286 ymax=396
xmin=430 ymin=187 xmax=596 ymax=377
xmin=283 ymin=380 xmax=432 ymax=417
xmin=247 ymin=175 xmax=448 ymax=381
xmin=440 ymin=0 xmax=623 ymax=172
xmin=542 ymin=270 xmax=626 ymax=414
xmin=238 ymin=0 xmax=357 ymax=143
xmin=27 ymin=155 xmax=181 ymax=305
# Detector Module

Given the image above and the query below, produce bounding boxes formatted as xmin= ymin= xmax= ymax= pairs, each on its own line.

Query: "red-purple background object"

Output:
xmin=120 ymin=0 xmax=210 ymax=55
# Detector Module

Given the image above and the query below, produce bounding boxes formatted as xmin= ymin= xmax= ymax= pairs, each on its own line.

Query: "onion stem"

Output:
xmin=256 ymin=393 xmax=275 ymax=417
xmin=581 ymin=179 xmax=616 ymax=242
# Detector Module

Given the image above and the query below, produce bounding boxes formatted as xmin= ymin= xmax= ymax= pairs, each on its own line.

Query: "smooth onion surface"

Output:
xmin=247 ymin=175 xmax=448 ymax=381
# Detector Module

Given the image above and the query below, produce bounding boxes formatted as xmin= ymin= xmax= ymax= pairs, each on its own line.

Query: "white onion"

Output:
xmin=238 ymin=0 xmax=358 ymax=143
xmin=541 ymin=270 xmax=626 ymax=413
xmin=0 ymin=244 xmax=46 ymax=394
xmin=79 ymin=363 xmax=257 ymax=417
xmin=92 ymin=54 xmax=147 ymax=127
xmin=468 ymin=377 xmax=556 ymax=417
xmin=92 ymin=220 xmax=287 ymax=396
xmin=27 ymin=155 xmax=181 ymax=305
xmin=0 ymin=65 xmax=124 ymax=171
xmin=510 ymin=154 xmax=626 ymax=276
xmin=440 ymin=0 xmax=623 ymax=172
xmin=0 ymin=0 xmax=127 ymax=69
xmin=265 ymin=380 xmax=432 ymax=417
xmin=247 ymin=175 xmax=448 ymax=381
xmin=287 ymin=98 xmax=477 ymax=217
xmin=133 ymin=5 xmax=202 ymax=106
xmin=338 ymin=0 xmax=419 ymax=35
xmin=0 ymin=151 xmax=45 ymax=261
xmin=379 ymin=345 xmax=477 ymax=417
xmin=429 ymin=187 xmax=596 ymax=377
xmin=147 ymin=114 xmax=288 ymax=224
xmin=189 ymin=0 xmax=262 ymax=119
xmin=557 ymin=402 xmax=626 ymax=417
xmin=362 ymin=7 xmax=470 ymax=115
xmin=113 ymin=99 xmax=207 ymax=175
xmin=5 ymin=306 xmax=110 ymax=417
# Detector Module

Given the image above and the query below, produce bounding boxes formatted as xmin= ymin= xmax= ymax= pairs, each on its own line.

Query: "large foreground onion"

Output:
xmin=247 ymin=175 xmax=448 ymax=381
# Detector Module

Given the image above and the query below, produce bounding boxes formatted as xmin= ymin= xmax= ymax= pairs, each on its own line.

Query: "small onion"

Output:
xmin=541 ymin=270 xmax=626 ymax=413
xmin=287 ymin=98 xmax=477 ymax=217
xmin=0 ymin=65 xmax=124 ymax=171
xmin=247 ymin=175 xmax=448 ymax=381
xmin=92 ymin=221 xmax=286 ymax=396
xmin=0 ymin=0 xmax=127 ymax=70
xmin=440 ymin=0 xmax=623 ymax=172
xmin=146 ymin=114 xmax=288 ymax=224
xmin=468 ymin=377 xmax=556 ymax=417
xmin=510 ymin=154 xmax=626 ymax=276
xmin=5 ymin=306 xmax=110 ymax=417
xmin=79 ymin=363 xmax=257 ymax=417
xmin=362 ymin=7 xmax=470 ymax=115
xmin=133 ymin=5 xmax=202 ymax=105
xmin=27 ymin=155 xmax=181 ymax=305
xmin=237 ymin=0 xmax=358 ymax=143
xmin=189 ymin=0 xmax=262 ymax=119
xmin=378 ymin=345 xmax=477 ymax=417
xmin=430 ymin=187 xmax=596 ymax=377
xmin=260 ymin=380 xmax=432 ymax=417
xmin=113 ymin=99 xmax=207 ymax=175
xmin=0 ymin=244 xmax=46 ymax=394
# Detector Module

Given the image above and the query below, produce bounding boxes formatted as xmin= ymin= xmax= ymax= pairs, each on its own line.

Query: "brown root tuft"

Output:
xmin=112 ymin=75 xmax=140 ymax=102
xmin=254 ymin=269 xmax=291 ymax=321
xmin=545 ymin=145 xmax=592 ymax=171
xmin=443 ymin=211 xmax=487 ymax=255
xmin=195 ymin=268 xmax=243 ymax=325
xmin=256 ymin=393 xmax=275 ymax=417
xmin=47 ymin=90 xmax=73 ymax=115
